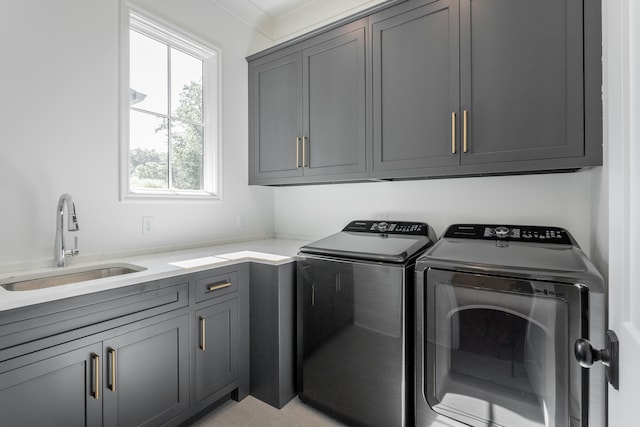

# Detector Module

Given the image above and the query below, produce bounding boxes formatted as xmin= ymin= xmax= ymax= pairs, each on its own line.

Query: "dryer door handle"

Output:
xmin=574 ymin=330 xmax=619 ymax=390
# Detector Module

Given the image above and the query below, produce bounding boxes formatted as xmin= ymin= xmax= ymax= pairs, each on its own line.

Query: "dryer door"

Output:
xmin=424 ymin=269 xmax=584 ymax=427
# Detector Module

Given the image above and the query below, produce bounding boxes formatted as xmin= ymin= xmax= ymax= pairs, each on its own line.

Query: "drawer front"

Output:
xmin=0 ymin=280 xmax=189 ymax=356
xmin=195 ymin=271 xmax=238 ymax=303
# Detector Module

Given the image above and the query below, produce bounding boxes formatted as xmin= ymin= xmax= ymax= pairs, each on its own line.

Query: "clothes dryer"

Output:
xmin=415 ymin=224 xmax=605 ymax=427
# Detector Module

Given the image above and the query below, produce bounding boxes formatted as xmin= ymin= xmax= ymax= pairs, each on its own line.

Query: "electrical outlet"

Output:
xmin=237 ymin=212 xmax=246 ymax=228
xmin=142 ymin=216 xmax=154 ymax=235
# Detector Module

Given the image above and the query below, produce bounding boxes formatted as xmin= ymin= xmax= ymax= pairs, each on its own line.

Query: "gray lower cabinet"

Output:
xmin=0 ymin=342 xmax=103 ymax=427
xmin=249 ymin=263 xmax=296 ymax=409
xmin=102 ymin=314 xmax=189 ymax=427
xmin=194 ymin=298 xmax=238 ymax=403
xmin=0 ymin=267 xmax=249 ymax=427
xmin=0 ymin=314 xmax=189 ymax=427
xmin=249 ymin=19 xmax=368 ymax=185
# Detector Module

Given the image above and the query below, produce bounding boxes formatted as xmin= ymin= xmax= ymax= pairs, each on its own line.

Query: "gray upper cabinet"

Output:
xmin=247 ymin=0 xmax=601 ymax=184
xmin=249 ymin=20 xmax=368 ymax=185
xmin=250 ymin=52 xmax=303 ymax=182
xmin=371 ymin=0 xmax=460 ymax=178
xmin=459 ymin=0 xmax=585 ymax=166
xmin=371 ymin=0 xmax=598 ymax=178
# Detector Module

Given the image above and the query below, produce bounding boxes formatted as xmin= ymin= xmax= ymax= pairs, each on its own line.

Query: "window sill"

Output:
xmin=122 ymin=190 xmax=221 ymax=202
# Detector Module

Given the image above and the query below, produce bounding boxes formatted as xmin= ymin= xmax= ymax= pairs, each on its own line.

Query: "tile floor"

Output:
xmin=189 ymin=395 xmax=349 ymax=427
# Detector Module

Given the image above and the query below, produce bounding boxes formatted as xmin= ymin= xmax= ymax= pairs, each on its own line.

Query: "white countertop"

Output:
xmin=0 ymin=239 xmax=308 ymax=312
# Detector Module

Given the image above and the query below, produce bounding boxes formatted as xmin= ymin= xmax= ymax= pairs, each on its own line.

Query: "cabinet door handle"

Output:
xmin=296 ymin=137 xmax=301 ymax=168
xmin=302 ymin=136 xmax=308 ymax=167
xmin=200 ymin=316 xmax=206 ymax=351
xmin=91 ymin=354 xmax=100 ymax=400
xmin=207 ymin=281 xmax=231 ymax=292
xmin=451 ymin=112 xmax=456 ymax=154
xmin=311 ymin=284 xmax=315 ymax=306
xmin=108 ymin=348 xmax=117 ymax=392
xmin=463 ymin=110 xmax=468 ymax=153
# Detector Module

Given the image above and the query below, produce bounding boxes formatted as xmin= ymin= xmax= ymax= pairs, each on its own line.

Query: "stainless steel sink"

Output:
xmin=0 ymin=264 xmax=147 ymax=291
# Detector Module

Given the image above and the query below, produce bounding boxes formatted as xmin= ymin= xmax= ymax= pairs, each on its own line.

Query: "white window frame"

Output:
xmin=119 ymin=2 xmax=222 ymax=201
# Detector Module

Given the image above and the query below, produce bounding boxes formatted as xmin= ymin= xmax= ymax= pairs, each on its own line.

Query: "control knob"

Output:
xmin=494 ymin=226 xmax=510 ymax=239
xmin=377 ymin=222 xmax=389 ymax=232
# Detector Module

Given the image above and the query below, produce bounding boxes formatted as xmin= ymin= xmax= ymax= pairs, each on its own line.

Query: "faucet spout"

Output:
xmin=54 ymin=193 xmax=80 ymax=267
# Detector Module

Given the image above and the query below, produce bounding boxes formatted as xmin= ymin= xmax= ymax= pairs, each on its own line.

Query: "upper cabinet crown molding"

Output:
xmin=211 ymin=0 xmax=391 ymax=43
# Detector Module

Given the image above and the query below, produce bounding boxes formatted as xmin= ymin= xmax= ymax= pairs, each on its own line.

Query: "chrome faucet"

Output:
xmin=54 ymin=193 xmax=80 ymax=267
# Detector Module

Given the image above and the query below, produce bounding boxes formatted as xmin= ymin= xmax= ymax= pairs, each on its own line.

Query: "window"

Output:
xmin=121 ymin=7 xmax=220 ymax=199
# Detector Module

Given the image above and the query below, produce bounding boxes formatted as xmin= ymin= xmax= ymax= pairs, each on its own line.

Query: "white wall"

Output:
xmin=0 ymin=0 xmax=605 ymax=275
xmin=0 ymin=0 xmax=275 ymax=272
xmin=274 ymin=170 xmax=598 ymax=256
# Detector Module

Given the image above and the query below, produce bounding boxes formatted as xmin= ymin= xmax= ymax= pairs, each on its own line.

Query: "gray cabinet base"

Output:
xmin=249 ymin=262 xmax=297 ymax=408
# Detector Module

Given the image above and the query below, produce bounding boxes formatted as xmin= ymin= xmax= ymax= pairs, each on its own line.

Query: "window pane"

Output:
xmin=130 ymin=110 xmax=168 ymax=189
xmin=171 ymin=48 xmax=203 ymax=123
xmin=171 ymin=119 xmax=203 ymax=190
xmin=130 ymin=30 xmax=168 ymax=115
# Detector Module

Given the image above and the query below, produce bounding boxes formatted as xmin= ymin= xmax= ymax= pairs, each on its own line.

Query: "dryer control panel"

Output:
xmin=443 ymin=224 xmax=574 ymax=245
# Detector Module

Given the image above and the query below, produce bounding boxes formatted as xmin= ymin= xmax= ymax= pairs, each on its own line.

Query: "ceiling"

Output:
xmin=210 ymin=0 xmax=386 ymax=42
xmin=248 ymin=0 xmax=319 ymax=18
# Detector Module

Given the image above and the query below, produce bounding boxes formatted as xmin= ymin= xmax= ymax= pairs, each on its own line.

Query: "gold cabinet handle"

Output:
xmin=207 ymin=281 xmax=232 ymax=292
xmin=302 ymin=136 xmax=308 ymax=167
xmin=451 ymin=112 xmax=456 ymax=154
xmin=200 ymin=316 xmax=206 ymax=351
xmin=296 ymin=137 xmax=301 ymax=168
xmin=91 ymin=354 xmax=100 ymax=400
xmin=463 ymin=110 xmax=468 ymax=153
xmin=108 ymin=348 xmax=116 ymax=392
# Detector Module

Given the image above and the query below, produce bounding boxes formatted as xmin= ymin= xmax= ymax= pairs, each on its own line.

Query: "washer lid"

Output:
xmin=299 ymin=220 xmax=436 ymax=263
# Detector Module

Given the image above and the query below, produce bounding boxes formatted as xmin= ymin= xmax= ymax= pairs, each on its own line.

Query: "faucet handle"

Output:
xmin=65 ymin=236 xmax=80 ymax=257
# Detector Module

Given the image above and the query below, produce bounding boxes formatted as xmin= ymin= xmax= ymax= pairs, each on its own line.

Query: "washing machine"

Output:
xmin=415 ymin=224 xmax=605 ymax=427
xmin=297 ymin=220 xmax=437 ymax=427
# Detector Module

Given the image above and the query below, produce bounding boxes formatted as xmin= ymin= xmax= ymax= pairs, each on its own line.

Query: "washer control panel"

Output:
xmin=343 ymin=220 xmax=430 ymax=236
xmin=443 ymin=224 xmax=574 ymax=245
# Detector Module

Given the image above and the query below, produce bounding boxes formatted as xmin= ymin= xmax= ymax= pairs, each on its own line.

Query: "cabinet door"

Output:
xmin=0 ymin=343 xmax=102 ymax=427
xmin=302 ymin=26 xmax=367 ymax=178
xmin=371 ymin=0 xmax=460 ymax=177
xmin=103 ymin=314 xmax=189 ymax=427
xmin=249 ymin=52 xmax=303 ymax=182
xmin=460 ymin=0 xmax=584 ymax=165
xmin=195 ymin=298 xmax=239 ymax=402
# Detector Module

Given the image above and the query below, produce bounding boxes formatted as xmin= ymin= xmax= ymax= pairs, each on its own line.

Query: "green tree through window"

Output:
xmin=124 ymin=11 xmax=219 ymax=199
